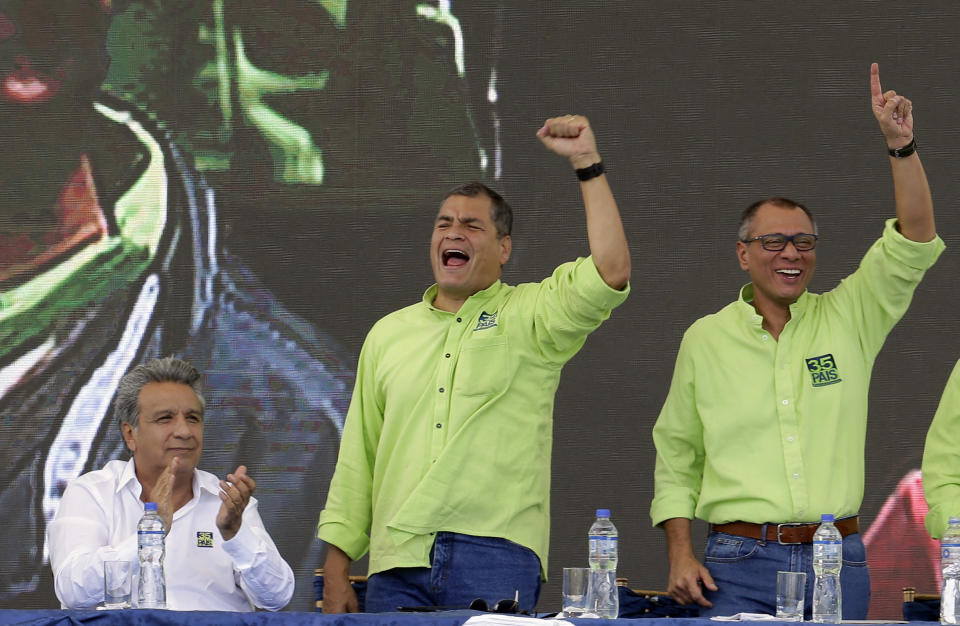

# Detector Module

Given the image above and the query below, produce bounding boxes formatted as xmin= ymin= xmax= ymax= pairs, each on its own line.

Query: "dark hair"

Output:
xmin=738 ymin=197 xmax=817 ymax=241
xmin=443 ymin=182 xmax=513 ymax=238
xmin=115 ymin=357 xmax=205 ymax=430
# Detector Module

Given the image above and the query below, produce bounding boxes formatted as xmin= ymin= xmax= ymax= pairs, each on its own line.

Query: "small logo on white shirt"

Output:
xmin=197 ymin=531 xmax=214 ymax=548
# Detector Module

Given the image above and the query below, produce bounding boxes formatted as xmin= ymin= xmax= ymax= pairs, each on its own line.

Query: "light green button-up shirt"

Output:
xmin=652 ymin=219 xmax=943 ymax=527
xmin=922 ymin=359 xmax=960 ymax=539
xmin=318 ymin=256 xmax=628 ymax=577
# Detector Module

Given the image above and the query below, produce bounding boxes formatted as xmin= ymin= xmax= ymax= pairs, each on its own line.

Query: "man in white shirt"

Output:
xmin=48 ymin=357 xmax=294 ymax=611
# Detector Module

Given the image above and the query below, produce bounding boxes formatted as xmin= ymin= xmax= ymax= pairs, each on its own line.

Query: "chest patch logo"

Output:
xmin=197 ymin=531 xmax=214 ymax=548
xmin=805 ymin=353 xmax=842 ymax=387
xmin=474 ymin=311 xmax=498 ymax=331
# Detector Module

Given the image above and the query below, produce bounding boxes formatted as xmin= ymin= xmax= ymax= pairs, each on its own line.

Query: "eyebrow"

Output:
xmin=435 ymin=215 xmax=485 ymax=226
xmin=149 ymin=408 xmax=203 ymax=418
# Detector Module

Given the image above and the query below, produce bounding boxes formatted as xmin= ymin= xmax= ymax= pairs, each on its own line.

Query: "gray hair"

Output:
xmin=115 ymin=357 xmax=205 ymax=430
xmin=738 ymin=197 xmax=818 ymax=241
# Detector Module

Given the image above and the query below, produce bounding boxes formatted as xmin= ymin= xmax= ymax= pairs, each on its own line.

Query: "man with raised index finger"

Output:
xmin=48 ymin=357 xmax=294 ymax=611
xmin=317 ymin=114 xmax=631 ymax=613
xmin=651 ymin=63 xmax=944 ymax=619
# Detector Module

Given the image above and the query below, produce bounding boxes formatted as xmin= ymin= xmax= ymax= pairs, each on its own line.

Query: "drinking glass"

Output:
xmin=103 ymin=560 xmax=133 ymax=609
xmin=776 ymin=570 xmax=806 ymax=621
xmin=562 ymin=567 xmax=591 ymax=617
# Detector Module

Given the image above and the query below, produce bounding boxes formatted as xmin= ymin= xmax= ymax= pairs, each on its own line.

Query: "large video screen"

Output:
xmin=2 ymin=0 xmax=958 ymax=616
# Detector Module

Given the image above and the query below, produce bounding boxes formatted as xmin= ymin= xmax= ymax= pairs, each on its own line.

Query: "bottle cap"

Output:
xmin=144 ymin=502 xmax=158 ymax=511
xmin=596 ymin=508 xmax=611 ymax=518
xmin=820 ymin=513 xmax=835 ymax=522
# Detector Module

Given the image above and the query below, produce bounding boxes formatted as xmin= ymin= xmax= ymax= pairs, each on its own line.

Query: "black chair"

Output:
xmin=902 ymin=586 xmax=940 ymax=621
xmin=616 ymin=578 xmax=700 ymax=618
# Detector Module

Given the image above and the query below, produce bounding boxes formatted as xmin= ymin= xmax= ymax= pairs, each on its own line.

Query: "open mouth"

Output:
xmin=776 ymin=268 xmax=801 ymax=280
xmin=2 ymin=59 xmax=65 ymax=105
xmin=442 ymin=248 xmax=470 ymax=268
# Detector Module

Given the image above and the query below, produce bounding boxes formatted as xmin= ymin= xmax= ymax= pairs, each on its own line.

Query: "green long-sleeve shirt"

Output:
xmin=318 ymin=256 xmax=628 ymax=578
xmin=922 ymin=359 xmax=960 ymax=539
xmin=652 ymin=219 xmax=943 ymax=527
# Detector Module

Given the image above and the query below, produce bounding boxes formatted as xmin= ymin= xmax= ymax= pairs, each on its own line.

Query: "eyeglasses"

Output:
xmin=741 ymin=233 xmax=818 ymax=252
xmin=468 ymin=597 xmax=524 ymax=614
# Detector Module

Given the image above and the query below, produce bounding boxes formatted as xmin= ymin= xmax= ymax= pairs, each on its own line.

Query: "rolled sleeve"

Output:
xmin=316 ymin=513 xmax=370 ymax=562
xmin=530 ymin=256 xmax=630 ymax=363
xmin=878 ymin=218 xmax=946 ymax=270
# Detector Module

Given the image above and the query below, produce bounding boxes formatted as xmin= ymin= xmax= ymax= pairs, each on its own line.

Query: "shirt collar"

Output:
xmin=196 ymin=468 xmax=222 ymax=497
xmin=422 ymin=279 xmax=505 ymax=313
xmin=737 ymin=282 xmax=811 ymax=326
xmin=117 ymin=457 xmax=140 ymax=496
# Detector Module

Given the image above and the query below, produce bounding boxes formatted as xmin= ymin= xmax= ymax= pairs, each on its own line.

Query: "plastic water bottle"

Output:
xmin=940 ymin=517 xmax=960 ymax=624
xmin=588 ymin=509 xmax=619 ymax=619
xmin=812 ymin=514 xmax=842 ymax=622
xmin=137 ymin=502 xmax=167 ymax=609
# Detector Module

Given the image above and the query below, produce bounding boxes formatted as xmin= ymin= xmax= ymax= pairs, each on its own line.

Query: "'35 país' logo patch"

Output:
xmin=806 ymin=354 xmax=842 ymax=387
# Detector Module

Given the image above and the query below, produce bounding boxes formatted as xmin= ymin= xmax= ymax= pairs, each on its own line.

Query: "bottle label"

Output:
xmin=813 ymin=539 xmax=842 ymax=558
xmin=943 ymin=542 xmax=960 ymax=559
xmin=138 ymin=530 xmax=164 ymax=536
xmin=589 ymin=535 xmax=618 ymax=556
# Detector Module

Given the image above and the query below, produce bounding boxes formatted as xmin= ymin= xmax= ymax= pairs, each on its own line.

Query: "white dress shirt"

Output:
xmin=48 ymin=459 xmax=294 ymax=611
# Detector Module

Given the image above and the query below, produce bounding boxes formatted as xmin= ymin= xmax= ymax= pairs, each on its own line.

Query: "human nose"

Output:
xmin=445 ymin=224 xmax=465 ymax=240
xmin=778 ymin=239 xmax=802 ymax=259
xmin=171 ymin=415 xmax=193 ymax=438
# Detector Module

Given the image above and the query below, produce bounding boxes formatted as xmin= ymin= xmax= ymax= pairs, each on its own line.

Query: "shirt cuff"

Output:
xmin=220 ymin=522 xmax=262 ymax=570
xmin=650 ymin=493 xmax=698 ymax=528
xmin=882 ymin=217 xmax=946 ymax=269
xmin=575 ymin=256 xmax=631 ymax=306
xmin=316 ymin=515 xmax=370 ymax=562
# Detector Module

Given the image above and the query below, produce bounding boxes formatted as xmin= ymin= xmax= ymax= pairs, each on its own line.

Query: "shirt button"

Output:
xmin=436 ymin=423 xmax=442 ymax=428
xmin=761 ymin=335 xmax=768 ymax=341
xmin=439 ymin=387 xmax=445 ymax=393
xmin=456 ymin=317 xmax=462 ymax=323
xmin=782 ymin=399 xmax=789 ymax=405
xmin=793 ymin=473 xmax=800 ymax=479
xmin=445 ymin=353 xmax=451 ymax=358
xmin=787 ymin=436 xmax=795 ymax=443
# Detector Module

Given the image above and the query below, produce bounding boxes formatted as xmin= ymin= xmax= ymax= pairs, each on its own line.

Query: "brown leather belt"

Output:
xmin=711 ymin=517 xmax=859 ymax=544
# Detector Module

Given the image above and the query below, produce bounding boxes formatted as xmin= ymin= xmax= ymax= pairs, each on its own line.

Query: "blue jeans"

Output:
xmin=700 ymin=529 xmax=871 ymax=620
xmin=364 ymin=532 xmax=541 ymax=613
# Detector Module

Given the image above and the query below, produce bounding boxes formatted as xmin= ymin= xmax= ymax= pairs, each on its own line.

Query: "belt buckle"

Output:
xmin=776 ymin=523 xmax=805 ymax=545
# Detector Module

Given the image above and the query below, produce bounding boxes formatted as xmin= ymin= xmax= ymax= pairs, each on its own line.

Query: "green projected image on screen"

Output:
xmin=105 ymin=0 xmax=492 ymax=193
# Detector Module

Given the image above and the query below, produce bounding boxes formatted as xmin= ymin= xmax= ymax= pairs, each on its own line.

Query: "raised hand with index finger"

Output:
xmin=870 ymin=62 xmax=914 ymax=149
